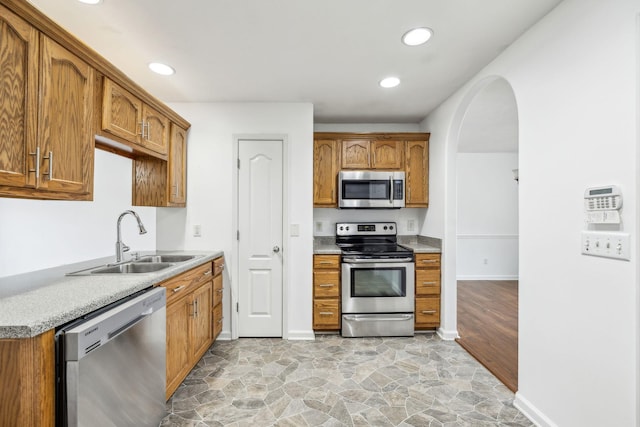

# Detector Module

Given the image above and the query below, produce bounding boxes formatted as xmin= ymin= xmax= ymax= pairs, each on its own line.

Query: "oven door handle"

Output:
xmin=342 ymin=257 xmax=414 ymax=263
xmin=343 ymin=314 xmax=414 ymax=322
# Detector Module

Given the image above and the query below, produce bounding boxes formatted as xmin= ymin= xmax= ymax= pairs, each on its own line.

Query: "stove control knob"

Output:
xmin=346 ymin=226 xmax=350 ymax=231
xmin=383 ymin=226 xmax=388 ymax=230
xmin=389 ymin=225 xmax=394 ymax=230
xmin=339 ymin=226 xmax=344 ymax=231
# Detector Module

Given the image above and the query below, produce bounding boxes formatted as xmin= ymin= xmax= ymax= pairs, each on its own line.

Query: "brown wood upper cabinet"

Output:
xmin=168 ymin=123 xmax=187 ymax=206
xmin=341 ymin=139 xmax=404 ymax=170
xmin=102 ymin=78 xmax=169 ymax=156
xmin=313 ymin=132 xmax=429 ymax=208
xmin=405 ymin=140 xmax=429 ymax=207
xmin=313 ymin=139 xmax=340 ymax=206
xmin=0 ymin=8 xmax=94 ymax=201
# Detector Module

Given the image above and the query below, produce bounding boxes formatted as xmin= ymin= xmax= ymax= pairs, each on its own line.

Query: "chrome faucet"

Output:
xmin=115 ymin=210 xmax=147 ymax=263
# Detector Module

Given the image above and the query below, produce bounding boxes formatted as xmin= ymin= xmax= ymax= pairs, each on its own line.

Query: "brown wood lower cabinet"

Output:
xmin=0 ymin=330 xmax=55 ymax=427
xmin=160 ymin=257 xmax=224 ymax=400
xmin=414 ymin=253 xmax=442 ymax=330
xmin=313 ymin=254 xmax=341 ymax=331
xmin=212 ymin=257 xmax=225 ymax=340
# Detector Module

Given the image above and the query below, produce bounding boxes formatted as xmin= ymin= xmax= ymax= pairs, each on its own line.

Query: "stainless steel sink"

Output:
xmin=137 ymin=255 xmax=198 ymax=263
xmin=89 ymin=262 xmax=174 ymax=274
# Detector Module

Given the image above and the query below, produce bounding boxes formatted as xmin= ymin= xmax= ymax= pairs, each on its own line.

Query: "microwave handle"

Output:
xmin=389 ymin=176 xmax=393 ymax=204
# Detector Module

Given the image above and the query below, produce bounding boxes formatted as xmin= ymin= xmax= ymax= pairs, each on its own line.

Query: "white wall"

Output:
xmin=0 ymin=150 xmax=156 ymax=278
xmin=456 ymin=153 xmax=518 ymax=279
xmin=421 ymin=0 xmax=638 ymax=426
xmin=158 ymin=102 xmax=314 ymax=340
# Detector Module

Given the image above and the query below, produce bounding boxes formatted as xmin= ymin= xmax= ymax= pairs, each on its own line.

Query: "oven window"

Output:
xmin=350 ymin=268 xmax=406 ymax=297
xmin=342 ymin=180 xmax=390 ymax=200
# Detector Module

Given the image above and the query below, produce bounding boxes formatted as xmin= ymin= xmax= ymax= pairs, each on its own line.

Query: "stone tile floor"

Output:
xmin=160 ymin=334 xmax=533 ymax=426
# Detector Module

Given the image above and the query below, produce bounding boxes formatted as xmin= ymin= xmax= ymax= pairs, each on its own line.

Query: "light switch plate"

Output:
xmin=291 ymin=224 xmax=300 ymax=237
xmin=581 ymin=231 xmax=630 ymax=260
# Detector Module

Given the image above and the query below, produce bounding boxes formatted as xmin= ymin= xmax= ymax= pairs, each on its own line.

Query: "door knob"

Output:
xmin=273 ymin=246 xmax=280 ymax=253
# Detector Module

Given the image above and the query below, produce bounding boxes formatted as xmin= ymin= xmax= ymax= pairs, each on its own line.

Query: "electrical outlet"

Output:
xmin=581 ymin=231 xmax=630 ymax=260
xmin=193 ymin=224 xmax=202 ymax=237
xmin=407 ymin=220 xmax=415 ymax=232
xmin=483 ymin=258 xmax=488 ymax=265
xmin=315 ymin=221 xmax=323 ymax=232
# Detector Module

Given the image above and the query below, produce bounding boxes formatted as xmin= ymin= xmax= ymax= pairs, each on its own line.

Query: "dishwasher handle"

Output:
xmin=63 ymin=287 xmax=166 ymax=361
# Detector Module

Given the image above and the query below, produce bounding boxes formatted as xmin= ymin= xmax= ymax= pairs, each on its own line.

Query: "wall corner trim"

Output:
xmin=437 ymin=328 xmax=459 ymax=341
xmin=286 ymin=330 xmax=316 ymax=340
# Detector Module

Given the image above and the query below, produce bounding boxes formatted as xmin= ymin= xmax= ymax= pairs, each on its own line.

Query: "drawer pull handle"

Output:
xmin=319 ymin=261 xmax=334 ymax=265
xmin=173 ymin=285 xmax=186 ymax=293
xmin=217 ymin=289 xmax=223 ymax=294
xmin=319 ymin=284 xmax=334 ymax=287
xmin=421 ymin=260 xmax=437 ymax=263
xmin=319 ymin=312 xmax=334 ymax=315
xmin=204 ymin=270 xmax=212 ymax=276
xmin=422 ymin=281 xmax=437 ymax=285
xmin=220 ymin=264 xmax=225 ymax=270
xmin=421 ymin=310 xmax=437 ymax=314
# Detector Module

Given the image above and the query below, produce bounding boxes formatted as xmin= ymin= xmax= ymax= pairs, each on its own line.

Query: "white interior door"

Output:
xmin=238 ymin=139 xmax=283 ymax=337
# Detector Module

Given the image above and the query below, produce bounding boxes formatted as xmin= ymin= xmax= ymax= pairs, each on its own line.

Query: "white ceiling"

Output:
xmin=28 ymin=0 xmax=561 ymax=124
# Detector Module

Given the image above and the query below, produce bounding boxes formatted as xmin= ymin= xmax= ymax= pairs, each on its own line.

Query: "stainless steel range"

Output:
xmin=337 ymin=222 xmax=415 ymax=337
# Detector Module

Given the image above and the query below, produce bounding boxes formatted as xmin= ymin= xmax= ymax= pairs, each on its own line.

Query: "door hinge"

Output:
xmin=237 ymin=158 xmax=240 ymax=169
xmin=236 ymin=302 xmax=239 ymax=312
xmin=237 ymin=230 xmax=240 ymax=240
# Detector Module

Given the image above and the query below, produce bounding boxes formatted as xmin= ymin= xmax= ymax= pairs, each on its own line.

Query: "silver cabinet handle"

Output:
xmin=173 ymin=285 xmax=186 ymax=293
xmin=421 ymin=259 xmax=438 ymax=263
xmin=220 ymin=263 xmax=225 ymax=270
xmin=273 ymin=246 xmax=280 ymax=253
xmin=204 ymin=270 xmax=212 ymax=276
xmin=43 ymin=151 xmax=53 ymax=180
xmin=194 ymin=299 xmax=198 ymax=317
xmin=421 ymin=310 xmax=437 ymax=314
xmin=422 ymin=281 xmax=437 ymax=285
xmin=216 ymin=289 xmax=223 ymax=294
xmin=318 ymin=261 xmax=334 ymax=265
xmin=29 ymin=146 xmax=40 ymax=178
xmin=319 ymin=284 xmax=334 ymax=288
xmin=139 ymin=121 xmax=145 ymax=138
xmin=146 ymin=122 xmax=151 ymax=139
xmin=319 ymin=312 xmax=334 ymax=316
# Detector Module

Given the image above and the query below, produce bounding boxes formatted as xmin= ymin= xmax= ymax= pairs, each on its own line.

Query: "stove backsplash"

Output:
xmin=313 ymin=208 xmax=427 ymax=237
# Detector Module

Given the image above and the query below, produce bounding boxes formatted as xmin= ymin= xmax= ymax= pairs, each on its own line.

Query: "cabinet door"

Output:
xmin=341 ymin=140 xmax=371 ymax=169
xmin=0 ymin=6 xmax=38 ymax=190
xmin=168 ymin=124 xmax=187 ymax=205
xmin=166 ymin=297 xmax=191 ymax=400
xmin=101 ymin=78 xmax=142 ymax=144
xmin=38 ymin=36 xmax=94 ymax=194
xmin=190 ymin=280 xmax=213 ymax=360
xmin=405 ymin=140 xmax=429 ymax=207
xmin=313 ymin=139 xmax=340 ymax=206
xmin=372 ymin=140 xmax=403 ymax=169
xmin=213 ymin=303 xmax=223 ymax=340
xmin=141 ymin=104 xmax=169 ymax=155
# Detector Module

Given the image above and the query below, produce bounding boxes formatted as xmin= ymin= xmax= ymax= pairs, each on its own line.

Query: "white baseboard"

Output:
xmin=286 ymin=330 xmax=316 ymax=340
xmin=437 ymin=327 xmax=459 ymax=341
xmin=216 ymin=331 xmax=232 ymax=341
xmin=514 ymin=392 xmax=557 ymax=427
xmin=456 ymin=275 xmax=519 ymax=280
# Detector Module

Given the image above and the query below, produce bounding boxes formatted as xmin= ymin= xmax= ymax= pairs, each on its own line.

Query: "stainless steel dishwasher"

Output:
xmin=56 ymin=287 xmax=166 ymax=427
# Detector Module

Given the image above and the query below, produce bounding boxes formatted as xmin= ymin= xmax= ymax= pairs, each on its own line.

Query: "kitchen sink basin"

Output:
xmin=137 ymin=254 xmax=199 ymax=263
xmin=89 ymin=262 xmax=174 ymax=274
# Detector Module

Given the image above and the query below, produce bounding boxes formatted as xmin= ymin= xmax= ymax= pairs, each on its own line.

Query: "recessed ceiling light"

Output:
xmin=402 ymin=27 xmax=433 ymax=46
xmin=148 ymin=62 xmax=175 ymax=76
xmin=77 ymin=0 xmax=102 ymax=4
xmin=379 ymin=77 xmax=400 ymax=88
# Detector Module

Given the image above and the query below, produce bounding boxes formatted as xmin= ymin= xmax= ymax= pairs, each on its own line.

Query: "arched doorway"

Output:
xmin=444 ymin=76 xmax=520 ymax=391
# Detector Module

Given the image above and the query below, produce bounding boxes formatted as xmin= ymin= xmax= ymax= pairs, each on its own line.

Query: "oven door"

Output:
xmin=341 ymin=258 xmax=415 ymax=314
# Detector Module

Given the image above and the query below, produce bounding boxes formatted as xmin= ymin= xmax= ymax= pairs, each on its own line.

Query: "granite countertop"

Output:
xmin=313 ymin=240 xmax=341 ymax=254
xmin=399 ymin=241 xmax=441 ymax=254
xmin=0 ymin=250 xmax=223 ymax=339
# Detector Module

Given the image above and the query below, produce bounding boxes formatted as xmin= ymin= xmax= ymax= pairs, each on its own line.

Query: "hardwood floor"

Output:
xmin=456 ymin=280 xmax=518 ymax=392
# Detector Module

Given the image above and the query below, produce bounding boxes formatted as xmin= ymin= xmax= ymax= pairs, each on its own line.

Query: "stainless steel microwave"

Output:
xmin=338 ymin=170 xmax=405 ymax=208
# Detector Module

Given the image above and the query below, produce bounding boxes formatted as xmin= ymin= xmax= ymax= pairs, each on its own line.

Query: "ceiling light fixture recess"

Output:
xmin=379 ymin=77 xmax=400 ymax=88
xmin=148 ymin=62 xmax=175 ymax=76
xmin=77 ymin=0 xmax=102 ymax=4
xmin=402 ymin=27 xmax=433 ymax=46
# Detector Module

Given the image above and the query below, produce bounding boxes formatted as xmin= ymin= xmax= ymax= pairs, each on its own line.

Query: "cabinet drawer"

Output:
xmin=313 ymin=299 xmax=340 ymax=329
xmin=213 ymin=303 xmax=223 ymax=339
xmin=313 ymin=271 xmax=340 ymax=298
xmin=416 ymin=269 xmax=440 ymax=296
xmin=213 ymin=256 xmax=225 ymax=276
xmin=313 ymin=255 xmax=340 ymax=269
xmin=415 ymin=253 xmax=441 ymax=269
xmin=161 ymin=263 xmax=213 ymax=304
xmin=213 ymin=273 xmax=223 ymax=307
xmin=415 ymin=297 xmax=440 ymax=327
